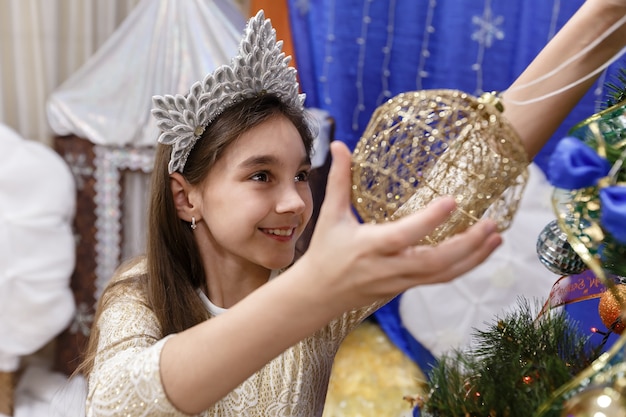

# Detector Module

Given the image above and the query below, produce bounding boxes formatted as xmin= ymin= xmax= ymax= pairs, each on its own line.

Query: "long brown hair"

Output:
xmin=78 ymin=94 xmax=314 ymax=376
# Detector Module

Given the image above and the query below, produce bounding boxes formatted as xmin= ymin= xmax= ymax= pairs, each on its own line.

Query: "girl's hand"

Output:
xmin=299 ymin=141 xmax=502 ymax=314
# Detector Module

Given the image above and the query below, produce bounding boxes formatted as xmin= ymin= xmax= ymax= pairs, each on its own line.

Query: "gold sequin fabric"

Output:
xmin=323 ymin=321 xmax=425 ymax=417
xmin=351 ymin=89 xmax=529 ymax=244
xmin=86 ymin=261 xmax=383 ymax=417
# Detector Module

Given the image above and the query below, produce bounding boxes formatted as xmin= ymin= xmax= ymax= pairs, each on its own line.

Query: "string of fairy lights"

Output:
xmin=352 ymin=0 xmax=374 ymax=131
xmin=375 ymin=0 xmax=396 ymax=106
xmin=319 ymin=0 xmax=335 ymax=107
xmin=416 ymin=0 xmax=436 ymax=91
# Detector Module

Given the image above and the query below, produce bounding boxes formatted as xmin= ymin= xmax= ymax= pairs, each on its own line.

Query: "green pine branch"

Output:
xmin=420 ymin=299 xmax=603 ymax=417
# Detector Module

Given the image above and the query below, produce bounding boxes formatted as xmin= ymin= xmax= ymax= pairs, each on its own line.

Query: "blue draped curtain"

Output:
xmin=287 ymin=0 xmax=625 ymax=371
xmin=288 ymin=0 xmax=623 ymax=173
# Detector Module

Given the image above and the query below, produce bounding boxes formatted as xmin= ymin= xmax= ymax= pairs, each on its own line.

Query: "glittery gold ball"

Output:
xmin=598 ymin=285 xmax=626 ymax=334
xmin=561 ymin=385 xmax=626 ymax=417
xmin=350 ymin=89 xmax=529 ymax=245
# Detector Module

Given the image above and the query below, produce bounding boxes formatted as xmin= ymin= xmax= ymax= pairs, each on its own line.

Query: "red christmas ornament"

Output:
xmin=598 ymin=285 xmax=626 ymax=334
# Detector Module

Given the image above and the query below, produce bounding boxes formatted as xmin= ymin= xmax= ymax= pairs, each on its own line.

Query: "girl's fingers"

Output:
xmin=410 ymin=226 xmax=502 ymax=284
xmin=345 ymin=225 xmax=501 ymax=300
xmin=359 ymin=196 xmax=458 ymax=254
xmin=320 ymin=141 xmax=354 ymax=221
xmin=367 ymin=219 xmax=502 ymax=286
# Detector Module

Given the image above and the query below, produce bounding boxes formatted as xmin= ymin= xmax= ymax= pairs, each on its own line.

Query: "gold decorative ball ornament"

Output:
xmin=351 ymin=89 xmax=529 ymax=245
xmin=598 ymin=284 xmax=626 ymax=334
xmin=561 ymin=385 xmax=626 ymax=417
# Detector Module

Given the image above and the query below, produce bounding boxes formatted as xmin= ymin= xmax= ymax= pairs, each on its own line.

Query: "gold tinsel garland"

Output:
xmin=537 ymin=99 xmax=626 ymax=417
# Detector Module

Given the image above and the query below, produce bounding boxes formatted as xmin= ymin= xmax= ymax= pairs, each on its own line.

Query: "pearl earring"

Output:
xmin=191 ymin=217 xmax=197 ymax=230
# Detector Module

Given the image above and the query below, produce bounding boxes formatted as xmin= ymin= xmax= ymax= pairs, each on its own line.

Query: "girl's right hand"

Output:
xmin=297 ymin=141 xmax=502 ymax=315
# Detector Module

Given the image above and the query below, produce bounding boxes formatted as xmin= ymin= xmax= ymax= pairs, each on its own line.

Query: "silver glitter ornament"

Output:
xmin=537 ymin=219 xmax=587 ymax=275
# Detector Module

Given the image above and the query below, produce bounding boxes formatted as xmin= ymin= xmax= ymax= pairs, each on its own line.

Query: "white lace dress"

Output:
xmin=86 ymin=261 xmax=381 ymax=417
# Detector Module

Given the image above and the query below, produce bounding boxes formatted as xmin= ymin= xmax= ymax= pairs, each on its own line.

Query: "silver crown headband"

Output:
xmin=151 ymin=10 xmax=306 ymax=174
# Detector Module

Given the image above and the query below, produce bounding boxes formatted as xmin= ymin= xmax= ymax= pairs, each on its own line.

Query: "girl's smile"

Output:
xmin=260 ymin=227 xmax=297 ymax=239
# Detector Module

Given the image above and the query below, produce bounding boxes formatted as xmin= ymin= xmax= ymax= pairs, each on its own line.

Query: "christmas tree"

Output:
xmin=413 ymin=65 xmax=626 ymax=417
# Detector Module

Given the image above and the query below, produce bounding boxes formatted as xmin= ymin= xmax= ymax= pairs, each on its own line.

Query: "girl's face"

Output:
xmin=195 ymin=114 xmax=314 ymax=271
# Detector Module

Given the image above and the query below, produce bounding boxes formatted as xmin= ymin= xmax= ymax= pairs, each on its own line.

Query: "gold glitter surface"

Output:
xmin=598 ymin=285 xmax=626 ymax=334
xmin=323 ymin=321 xmax=425 ymax=417
xmin=351 ymin=89 xmax=529 ymax=245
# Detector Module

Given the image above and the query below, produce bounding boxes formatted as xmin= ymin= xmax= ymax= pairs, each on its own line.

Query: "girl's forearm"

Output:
xmin=502 ymin=0 xmax=626 ymax=159
xmin=159 ymin=259 xmax=337 ymax=414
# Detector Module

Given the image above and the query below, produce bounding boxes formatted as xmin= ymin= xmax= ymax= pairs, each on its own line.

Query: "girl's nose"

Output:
xmin=275 ymin=183 xmax=309 ymax=214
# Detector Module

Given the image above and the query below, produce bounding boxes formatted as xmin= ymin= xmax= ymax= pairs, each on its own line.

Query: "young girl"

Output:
xmin=82 ymin=2 xmax=626 ymax=416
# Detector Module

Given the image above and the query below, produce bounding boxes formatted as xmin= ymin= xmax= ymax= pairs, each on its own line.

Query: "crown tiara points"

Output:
xmin=151 ymin=10 xmax=306 ymax=174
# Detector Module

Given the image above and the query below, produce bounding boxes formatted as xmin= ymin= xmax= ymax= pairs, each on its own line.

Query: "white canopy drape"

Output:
xmin=0 ymin=0 xmax=249 ymax=146
xmin=47 ymin=0 xmax=246 ymax=147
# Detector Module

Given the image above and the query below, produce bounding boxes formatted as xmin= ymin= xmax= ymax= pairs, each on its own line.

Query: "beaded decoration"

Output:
xmin=151 ymin=10 xmax=305 ymax=174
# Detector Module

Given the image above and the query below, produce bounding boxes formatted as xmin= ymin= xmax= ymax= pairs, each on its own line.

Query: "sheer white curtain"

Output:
xmin=0 ymin=0 xmax=141 ymax=146
xmin=0 ymin=0 xmax=248 ymax=263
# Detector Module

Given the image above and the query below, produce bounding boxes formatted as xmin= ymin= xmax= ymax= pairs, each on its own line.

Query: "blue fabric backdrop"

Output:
xmin=288 ymin=0 xmax=624 ymax=173
xmin=287 ymin=0 xmax=625 ymax=371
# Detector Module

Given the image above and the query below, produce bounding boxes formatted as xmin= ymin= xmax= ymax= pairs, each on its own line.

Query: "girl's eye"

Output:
xmin=250 ymin=172 xmax=269 ymax=182
xmin=295 ymin=170 xmax=310 ymax=183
